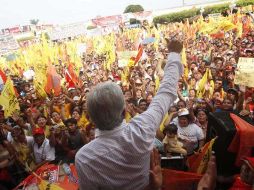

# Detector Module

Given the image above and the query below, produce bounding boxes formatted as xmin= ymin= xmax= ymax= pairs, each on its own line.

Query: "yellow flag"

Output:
xmin=0 ymin=78 xmax=20 ymax=117
xmin=38 ymin=179 xmax=64 ymax=190
xmin=197 ymin=69 xmax=209 ymax=98
xmin=34 ymin=79 xmax=47 ymax=98
xmin=236 ymin=22 xmax=243 ymax=38
xmin=181 ymin=47 xmax=187 ymax=65
xmin=155 ymin=76 xmax=160 ymax=92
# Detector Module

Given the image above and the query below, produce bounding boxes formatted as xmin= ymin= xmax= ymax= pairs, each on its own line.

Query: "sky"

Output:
xmin=0 ymin=0 xmax=222 ymax=28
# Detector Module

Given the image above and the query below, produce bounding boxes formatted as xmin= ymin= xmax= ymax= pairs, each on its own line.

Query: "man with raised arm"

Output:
xmin=75 ymin=40 xmax=184 ymax=190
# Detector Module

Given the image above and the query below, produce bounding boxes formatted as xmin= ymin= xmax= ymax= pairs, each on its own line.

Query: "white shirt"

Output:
xmin=175 ymin=122 xmax=204 ymax=155
xmin=32 ymin=138 xmax=55 ymax=164
xmin=75 ymin=53 xmax=183 ymax=190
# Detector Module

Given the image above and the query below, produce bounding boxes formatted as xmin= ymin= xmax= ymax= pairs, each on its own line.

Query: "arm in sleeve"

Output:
xmin=196 ymin=125 xmax=205 ymax=141
xmin=129 ymin=53 xmax=183 ymax=149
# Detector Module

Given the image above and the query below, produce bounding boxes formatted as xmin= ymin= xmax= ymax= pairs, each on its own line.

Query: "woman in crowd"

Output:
xmin=172 ymin=108 xmax=205 ymax=155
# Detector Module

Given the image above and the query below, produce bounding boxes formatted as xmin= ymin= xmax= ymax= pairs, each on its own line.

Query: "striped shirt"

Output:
xmin=75 ymin=52 xmax=183 ymax=190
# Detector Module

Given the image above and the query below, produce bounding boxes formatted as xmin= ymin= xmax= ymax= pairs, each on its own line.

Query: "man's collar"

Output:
xmin=95 ymin=121 xmax=126 ymax=138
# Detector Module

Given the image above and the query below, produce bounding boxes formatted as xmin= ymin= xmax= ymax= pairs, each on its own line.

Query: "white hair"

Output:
xmin=87 ymin=81 xmax=125 ymax=130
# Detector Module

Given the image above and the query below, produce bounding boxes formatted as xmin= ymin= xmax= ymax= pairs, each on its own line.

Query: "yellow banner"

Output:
xmin=234 ymin=57 xmax=254 ymax=88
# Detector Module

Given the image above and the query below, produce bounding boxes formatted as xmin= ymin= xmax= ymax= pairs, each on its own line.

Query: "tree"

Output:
xmin=30 ymin=19 xmax=39 ymax=25
xmin=124 ymin=4 xmax=144 ymax=13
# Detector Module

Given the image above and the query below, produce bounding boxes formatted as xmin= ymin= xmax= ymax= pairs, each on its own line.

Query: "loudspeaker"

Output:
xmin=207 ymin=112 xmax=239 ymax=176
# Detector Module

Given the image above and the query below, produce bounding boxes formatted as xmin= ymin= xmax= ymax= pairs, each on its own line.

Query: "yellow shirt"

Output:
xmin=125 ymin=112 xmax=132 ymax=123
xmin=78 ymin=113 xmax=91 ymax=129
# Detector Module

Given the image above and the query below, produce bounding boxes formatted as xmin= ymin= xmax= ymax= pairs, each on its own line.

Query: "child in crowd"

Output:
xmin=163 ymin=124 xmax=187 ymax=156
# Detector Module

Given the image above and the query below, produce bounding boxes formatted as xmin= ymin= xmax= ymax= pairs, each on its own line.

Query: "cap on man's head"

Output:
xmin=73 ymin=96 xmax=80 ymax=101
xmin=178 ymin=108 xmax=189 ymax=116
xmin=68 ymin=87 xmax=76 ymax=92
xmin=32 ymin=128 xmax=45 ymax=135
xmin=135 ymin=79 xmax=142 ymax=85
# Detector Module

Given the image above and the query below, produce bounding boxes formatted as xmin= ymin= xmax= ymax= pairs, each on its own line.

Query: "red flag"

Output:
xmin=45 ymin=65 xmax=61 ymax=96
xmin=134 ymin=45 xmax=143 ymax=64
xmin=0 ymin=69 xmax=7 ymax=84
xmin=228 ymin=113 xmax=254 ymax=167
xmin=162 ymin=169 xmax=202 ymax=190
xmin=65 ymin=63 xmax=79 ymax=89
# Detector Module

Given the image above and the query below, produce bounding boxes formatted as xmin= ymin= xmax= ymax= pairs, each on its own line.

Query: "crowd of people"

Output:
xmin=0 ymin=8 xmax=254 ymax=190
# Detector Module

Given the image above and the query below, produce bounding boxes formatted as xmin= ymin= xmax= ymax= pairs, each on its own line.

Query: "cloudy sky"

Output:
xmin=0 ymin=0 xmax=222 ymax=28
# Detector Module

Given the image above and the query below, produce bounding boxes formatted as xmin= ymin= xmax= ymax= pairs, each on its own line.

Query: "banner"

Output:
xmin=117 ymin=51 xmax=137 ymax=67
xmin=92 ymin=15 xmax=122 ymax=27
xmin=0 ymin=78 xmax=20 ymax=117
xmin=234 ymin=57 xmax=254 ymax=87
xmin=49 ymin=23 xmax=87 ymax=40
xmin=0 ymin=34 xmax=19 ymax=56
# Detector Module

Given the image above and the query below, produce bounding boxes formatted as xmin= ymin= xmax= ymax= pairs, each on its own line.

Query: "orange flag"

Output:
xmin=44 ymin=65 xmax=61 ymax=96
xmin=187 ymin=137 xmax=217 ymax=174
xmin=162 ymin=169 xmax=202 ymax=190
xmin=228 ymin=113 xmax=254 ymax=167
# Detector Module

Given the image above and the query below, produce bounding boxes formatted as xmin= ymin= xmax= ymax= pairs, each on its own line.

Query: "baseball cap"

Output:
xmin=135 ymin=79 xmax=142 ymax=85
xmin=178 ymin=108 xmax=189 ymax=116
xmin=73 ymin=96 xmax=81 ymax=101
xmin=68 ymin=87 xmax=75 ymax=92
xmin=32 ymin=128 xmax=45 ymax=135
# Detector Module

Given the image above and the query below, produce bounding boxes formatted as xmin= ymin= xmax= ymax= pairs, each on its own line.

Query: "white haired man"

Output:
xmin=75 ymin=40 xmax=184 ymax=190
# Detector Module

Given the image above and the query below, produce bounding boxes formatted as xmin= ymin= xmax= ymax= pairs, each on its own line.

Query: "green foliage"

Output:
xmin=153 ymin=0 xmax=254 ymax=24
xmin=203 ymin=3 xmax=230 ymax=15
xmin=43 ymin=33 xmax=50 ymax=40
xmin=237 ymin=0 xmax=254 ymax=7
xmin=87 ymin=25 xmax=97 ymax=30
xmin=30 ymin=19 xmax=39 ymax=25
xmin=153 ymin=8 xmax=199 ymax=24
xmin=124 ymin=4 xmax=144 ymax=13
